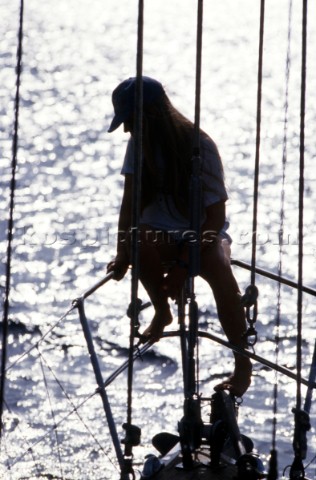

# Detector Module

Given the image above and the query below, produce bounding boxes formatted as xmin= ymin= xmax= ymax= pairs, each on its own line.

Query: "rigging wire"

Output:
xmin=188 ymin=0 xmax=203 ymax=280
xmin=0 ymin=0 xmax=24 ymax=438
xmin=37 ymin=350 xmax=115 ymax=464
xmin=4 ymin=305 xmax=75 ymax=373
xmin=289 ymin=1 xmax=308 ymax=476
xmin=251 ymin=0 xmax=265 ymax=285
xmin=7 ymin=375 xmax=118 ymax=470
xmin=188 ymin=0 xmax=203 ymax=398
xmin=5 ymin=273 xmax=112 ymax=375
xmin=242 ymin=0 xmax=265 ymax=347
xmin=6 ymin=340 xmax=152 ymax=474
xmin=122 ymin=1 xmax=144 ymax=475
xmin=3 ymin=280 xmax=150 ymax=476
xmin=250 ymin=0 xmax=265 ymax=287
xmin=127 ymin=1 xmax=144 ymax=422
xmin=193 ymin=0 xmax=203 ymax=145
xmin=268 ymin=3 xmax=293 ymax=478
xmin=295 ymin=0 xmax=307 ymax=418
xmin=1 ymin=398 xmax=42 ymax=477
xmin=37 ymin=348 xmax=64 ymax=480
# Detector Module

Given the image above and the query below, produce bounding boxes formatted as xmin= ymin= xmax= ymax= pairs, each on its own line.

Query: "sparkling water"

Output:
xmin=1 ymin=0 xmax=316 ymax=478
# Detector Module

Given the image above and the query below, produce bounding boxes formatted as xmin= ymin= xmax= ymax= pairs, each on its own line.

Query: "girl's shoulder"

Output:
xmin=200 ymin=132 xmax=220 ymax=158
xmin=200 ymin=134 xmax=223 ymax=177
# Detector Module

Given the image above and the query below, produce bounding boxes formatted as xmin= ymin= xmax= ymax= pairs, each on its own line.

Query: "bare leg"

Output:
xmin=136 ymin=227 xmax=174 ymax=342
xmin=200 ymin=238 xmax=252 ymax=397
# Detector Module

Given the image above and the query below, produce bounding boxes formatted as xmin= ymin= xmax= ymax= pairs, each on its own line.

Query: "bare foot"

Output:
xmin=140 ymin=305 xmax=173 ymax=343
xmin=214 ymin=357 xmax=252 ymax=397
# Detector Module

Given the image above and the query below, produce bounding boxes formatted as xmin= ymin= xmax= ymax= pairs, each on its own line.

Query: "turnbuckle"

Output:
xmin=241 ymin=285 xmax=259 ymax=347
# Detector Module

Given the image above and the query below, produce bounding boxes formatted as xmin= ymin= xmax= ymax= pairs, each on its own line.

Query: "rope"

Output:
xmin=0 ymin=0 xmax=24 ymax=438
xmin=268 ymin=4 xmax=292 ymax=478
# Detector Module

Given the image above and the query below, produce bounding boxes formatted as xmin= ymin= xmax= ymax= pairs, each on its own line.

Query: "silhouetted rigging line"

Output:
xmin=268 ymin=3 xmax=293 ymax=478
xmin=38 ymin=349 xmax=64 ymax=479
xmin=126 ymin=0 xmax=144 ymax=435
xmin=250 ymin=0 xmax=265 ymax=286
xmin=295 ymin=0 xmax=308 ymax=415
xmin=0 ymin=0 xmax=24 ymax=438
xmin=39 ymin=349 xmax=115 ymax=461
xmin=288 ymin=4 xmax=309 ymax=474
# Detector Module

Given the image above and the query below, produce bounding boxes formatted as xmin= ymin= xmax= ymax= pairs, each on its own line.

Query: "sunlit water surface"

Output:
xmin=1 ymin=0 xmax=316 ymax=479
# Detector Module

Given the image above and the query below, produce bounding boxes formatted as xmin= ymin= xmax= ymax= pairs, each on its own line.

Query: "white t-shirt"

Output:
xmin=121 ymin=135 xmax=230 ymax=239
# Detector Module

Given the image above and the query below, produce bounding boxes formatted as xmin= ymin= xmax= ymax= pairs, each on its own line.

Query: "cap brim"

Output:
xmin=108 ymin=107 xmax=133 ymax=133
xmin=108 ymin=115 xmax=123 ymax=133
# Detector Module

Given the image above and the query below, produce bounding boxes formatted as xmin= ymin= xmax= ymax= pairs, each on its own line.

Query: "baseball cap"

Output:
xmin=108 ymin=76 xmax=164 ymax=133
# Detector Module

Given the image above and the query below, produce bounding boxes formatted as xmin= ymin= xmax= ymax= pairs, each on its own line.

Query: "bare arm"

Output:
xmin=107 ymin=174 xmax=133 ymax=279
xmin=117 ymin=174 xmax=133 ymax=254
xmin=201 ymin=202 xmax=226 ymax=234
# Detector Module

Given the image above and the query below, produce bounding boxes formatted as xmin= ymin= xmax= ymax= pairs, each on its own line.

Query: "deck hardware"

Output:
xmin=178 ymin=396 xmax=203 ymax=469
xmin=241 ymin=285 xmax=259 ymax=346
xmin=291 ymin=408 xmax=311 ymax=463
xmin=140 ymin=454 xmax=164 ymax=479
xmin=236 ymin=453 xmax=266 ymax=479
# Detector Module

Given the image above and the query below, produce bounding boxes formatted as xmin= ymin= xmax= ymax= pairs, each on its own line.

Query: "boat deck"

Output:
xmin=153 ymin=447 xmax=237 ymax=480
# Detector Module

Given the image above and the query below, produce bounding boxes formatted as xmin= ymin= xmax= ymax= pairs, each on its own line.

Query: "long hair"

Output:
xmin=141 ymin=93 xmax=194 ymax=217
